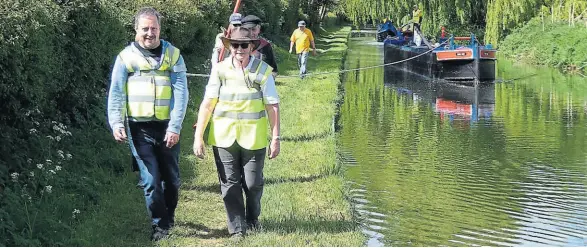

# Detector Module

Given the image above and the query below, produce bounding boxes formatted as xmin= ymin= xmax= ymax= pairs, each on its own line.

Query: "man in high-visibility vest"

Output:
xmin=107 ymin=7 xmax=189 ymax=241
xmin=412 ymin=4 xmax=423 ymax=31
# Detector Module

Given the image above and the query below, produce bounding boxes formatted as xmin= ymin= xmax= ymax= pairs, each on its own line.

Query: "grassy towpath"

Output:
xmin=70 ymin=26 xmax=363 ymax=246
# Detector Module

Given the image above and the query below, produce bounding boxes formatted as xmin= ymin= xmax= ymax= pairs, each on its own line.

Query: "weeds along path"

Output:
xmin=71 ymin=26 xmax=363 ymax=246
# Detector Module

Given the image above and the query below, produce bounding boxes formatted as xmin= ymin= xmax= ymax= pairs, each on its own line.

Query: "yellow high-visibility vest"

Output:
xmin=413 ymin=9 xmax=422 ymax=24
xmin=118 ymin=43 xmax=180 ymax=120
xmin=207 ymin=58 xmax=273 ymax=150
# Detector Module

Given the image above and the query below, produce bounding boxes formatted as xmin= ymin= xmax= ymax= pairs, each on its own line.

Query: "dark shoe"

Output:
xmin=247 ymin=220 xmax=262 ymax=231
xmin=151 ymin=226 xmax=169 ymax=241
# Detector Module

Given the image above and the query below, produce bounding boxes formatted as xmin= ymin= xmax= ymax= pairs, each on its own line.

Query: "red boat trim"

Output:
xmin=480 ymin=49 xmax=497 ymax=60
xmin=436 ymin=49 xmax=474 ymax=61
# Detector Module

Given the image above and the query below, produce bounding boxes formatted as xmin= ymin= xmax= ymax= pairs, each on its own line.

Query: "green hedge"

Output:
xmin=0 ymin=0 xmax=321 ymax=245
xmin=499 ymin=17 xmax=587 ymax=73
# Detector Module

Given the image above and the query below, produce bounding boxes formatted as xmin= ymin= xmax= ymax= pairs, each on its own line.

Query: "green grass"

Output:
xmin=68 ymin=26 xmax=365 ymax=246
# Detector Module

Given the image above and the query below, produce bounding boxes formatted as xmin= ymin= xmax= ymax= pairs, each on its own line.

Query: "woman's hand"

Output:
xmin=193 ymin=137 xmax=206 ymax=159
xmin=268 ymin=138 xmax=280 ymax=159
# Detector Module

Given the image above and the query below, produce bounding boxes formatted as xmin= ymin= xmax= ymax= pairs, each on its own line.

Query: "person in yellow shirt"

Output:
xmin=289 ymin=21 xmax=317 ymax=79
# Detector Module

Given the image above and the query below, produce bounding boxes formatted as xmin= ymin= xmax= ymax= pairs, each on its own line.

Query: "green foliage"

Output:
xmin=499 ymin=17 xmax=587 ymax=73
xmin=339 ymin=0 xmax=490 ymax=38
xmin=338 ymin=0 xmax=587 ymax=47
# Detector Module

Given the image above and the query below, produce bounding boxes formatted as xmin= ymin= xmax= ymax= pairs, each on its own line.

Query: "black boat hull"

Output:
xmin=384 ymin=44 xmax=496 ymax=81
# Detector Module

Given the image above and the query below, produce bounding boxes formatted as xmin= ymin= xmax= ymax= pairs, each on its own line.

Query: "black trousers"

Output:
xmin=213 ymin=142 xmax=266 ymax=234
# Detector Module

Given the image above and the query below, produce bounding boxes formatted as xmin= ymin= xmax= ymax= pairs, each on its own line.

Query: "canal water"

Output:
xmin=337 ymin=36 xmax=587 ymax=246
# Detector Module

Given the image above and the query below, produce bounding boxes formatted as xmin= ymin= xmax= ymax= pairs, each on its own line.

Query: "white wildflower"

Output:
xmin=29 ymin=128 xmax=38 ymax=134
xmin=27 ymin=158 xmax=32 ymax=164
xmin=55 ymin=136 xmax=62 ymax=142
xmin=66 ymin=153 xmax=72 ymax=160
xmin=72 ymin=209 xmax=81 ymax=219
xmin=49 ymin=170 xmax=56 ymax=174
xmin=29 ymin=171 xmax=34 ymax=177
xmin=46 ymin=159 xmax=52 ymax=164
xmin=45 ymin=185 xmax=52 ymax=193
xmin=37 ymin=164 xmax=43 ymax=169
xmin=33 ymin=121 xmax=40 ymax=126
xmin=57 ymin=150 xmax=64 ymax=159
xmin=53 ymin=125 xmax=60 ymax=131
xmin=55 ymin=166 xmax=62 ymax=171
xmin=46 ymin=135 xmax=54 ymax=141
xmin=10 ymin=172 xmax=19 ymax=182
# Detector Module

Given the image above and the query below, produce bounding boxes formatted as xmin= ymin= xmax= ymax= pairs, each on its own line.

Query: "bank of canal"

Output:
xmin=337 ymin=36 xmax=587 ymax=246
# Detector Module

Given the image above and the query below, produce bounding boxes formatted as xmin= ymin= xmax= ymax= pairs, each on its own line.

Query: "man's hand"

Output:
xmin=268 ymin=138 xmax=280 ymax=159
xmin=113 ymin=128 xmax=127 ymax=143
xmin=289 ymin=48 xmax=293 ymax=54
xmin=312 ymin=50 xmax=317 ymax=56
xmin=193 ymin=137 xmax=205 ymax=159
xmin=164 ymin=131 xmax=180 ymax=148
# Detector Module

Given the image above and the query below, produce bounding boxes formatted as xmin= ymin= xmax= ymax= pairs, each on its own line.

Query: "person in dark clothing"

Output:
xmin=241 ymin=15 xmax=279 ymax=77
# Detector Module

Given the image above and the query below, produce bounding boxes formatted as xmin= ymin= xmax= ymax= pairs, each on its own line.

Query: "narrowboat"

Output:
xmin=382 ymin=22 xmax=497 ymax=81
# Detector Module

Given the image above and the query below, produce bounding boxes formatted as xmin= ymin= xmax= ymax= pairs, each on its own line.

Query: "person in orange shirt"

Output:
xmin=289 ymin=21 xmax=317 ymax=79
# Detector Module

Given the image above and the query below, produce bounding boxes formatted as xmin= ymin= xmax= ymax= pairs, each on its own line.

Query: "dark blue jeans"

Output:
xmin=128 ymin=121 xmax=180 ymax=230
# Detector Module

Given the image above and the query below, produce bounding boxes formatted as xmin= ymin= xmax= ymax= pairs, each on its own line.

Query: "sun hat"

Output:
xmin=298 ymin=20 xmax=306 ymax=26
xmin=220 ymin=27 xmax=260 ymax=49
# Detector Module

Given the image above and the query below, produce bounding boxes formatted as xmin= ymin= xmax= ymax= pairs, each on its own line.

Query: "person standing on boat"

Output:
xmin=107 ymin=7 xmax=189 ymax=241
xmin=412 ymin=4 xmax=423 ymax=31
xmin=242 ymin=15 xmax=279 ymax=77
xmin=289 ymin=20 xmax=317 ymax=79
xmin=193 ymin=27 xmax=281 ymax=238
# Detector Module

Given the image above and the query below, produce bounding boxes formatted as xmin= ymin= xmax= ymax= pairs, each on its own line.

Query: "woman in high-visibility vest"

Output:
xmin=193 ymin=27 xmax=280 ymax=237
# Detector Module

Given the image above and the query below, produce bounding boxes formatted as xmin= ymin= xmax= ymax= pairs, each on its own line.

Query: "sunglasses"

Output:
xmin=230 ymin=43 xmax=250 ymax=49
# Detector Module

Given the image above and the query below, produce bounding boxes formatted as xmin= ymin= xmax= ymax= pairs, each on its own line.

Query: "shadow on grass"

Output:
xmin=275 ymin=80 xmax=287 ymax=86
xmin=264 ymin=173 xmax=327 ymax=185
xmin=173 ymin=220 xmax=228 ymax=239
xmin=182 ymin=183 xmax=220 ymax=194
xmin=281 ymin=130 xmax=331 ymax=142
xmin=260 ymin=218 xmax=356 ymax=234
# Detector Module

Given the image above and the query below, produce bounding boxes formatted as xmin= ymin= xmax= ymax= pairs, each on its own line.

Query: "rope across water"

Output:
xmin=186 ymin=41 xmax=448 ymax=79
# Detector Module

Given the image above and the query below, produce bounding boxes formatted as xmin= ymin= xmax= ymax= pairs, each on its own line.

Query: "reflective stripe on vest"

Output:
xmin=207 ymin=58 xmax=273 ymax=150
xmin=119 ymin=43 xmax=180 ymax=120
